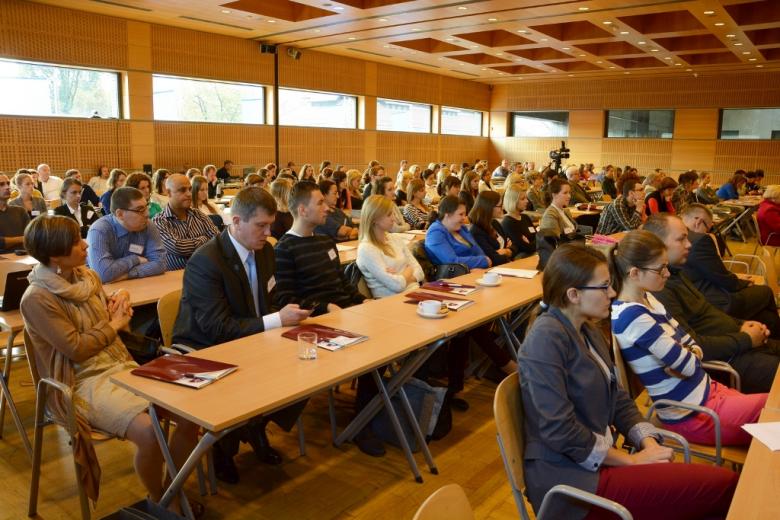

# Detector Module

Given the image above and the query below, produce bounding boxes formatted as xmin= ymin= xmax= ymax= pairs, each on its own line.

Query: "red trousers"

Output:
xmin=584 ymin=463 xmax=738 ymax=520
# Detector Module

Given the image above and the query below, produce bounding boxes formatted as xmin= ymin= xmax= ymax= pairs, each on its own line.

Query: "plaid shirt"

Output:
xmin=596 ymin=196 xmax=642 ymax=235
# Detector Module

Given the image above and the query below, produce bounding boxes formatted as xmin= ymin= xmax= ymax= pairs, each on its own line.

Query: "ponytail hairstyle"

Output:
xmin=608 ymin=230 xmax=666 ymax=295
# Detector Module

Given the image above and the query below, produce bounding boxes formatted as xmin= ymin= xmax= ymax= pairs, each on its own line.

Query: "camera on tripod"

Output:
xmin=549 ymin=140 xmax=570 ymax=175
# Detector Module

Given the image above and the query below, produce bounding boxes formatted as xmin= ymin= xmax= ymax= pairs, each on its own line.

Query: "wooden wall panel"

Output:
xmin=438 ymin=135 xmax=490 ymax=166
xmin=279 ymin=49 xmax=366 ymax=96
xmin=569 ymin=111 xmax=604 ymax=138
xmin=714 ymin=141 xmax=780 ymax=184
xmin=440 ymin=79 xmax=491 ymax=112
xmin=376 ymin=64 xmax=441 ymax=106
xmin=674 ymin=109 xmax=719 ymax=140
xmin=671 ymin=140 xmax=716 ymax=172
xmin=279 ymin=127 xmax=366 ymax=170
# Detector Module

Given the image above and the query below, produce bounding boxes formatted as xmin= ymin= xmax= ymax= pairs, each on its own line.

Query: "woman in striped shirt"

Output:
xmin=610 ymin=230 xmax=766 ymax=446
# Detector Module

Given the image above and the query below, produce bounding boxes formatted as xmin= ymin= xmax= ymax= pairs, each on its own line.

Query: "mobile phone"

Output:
xmin=299 ymin=298 xmax=321 ymax=311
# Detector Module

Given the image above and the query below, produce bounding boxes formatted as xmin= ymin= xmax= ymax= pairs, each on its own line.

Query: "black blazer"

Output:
xmin=501 ymin=214 xmax=537 ymax=256
xmin=53 ymin=203 xmax=103 ymax=237
xmin=681 ymin=230 xmax=749 ymax=311
xmin=173 ymin=228 xmax=277 ymax=349
xmin=81 ymin=184 xmax=101 ymax=207
xmin=469 ymin=223 xmax=510 ymax=266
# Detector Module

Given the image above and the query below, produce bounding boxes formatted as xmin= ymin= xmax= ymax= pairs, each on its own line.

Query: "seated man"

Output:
xmin=86 ymin=186 xmax=166 ymax=283
xmin=595 ymin=178 xmax=645 ymax=235
xmin=681 ymin=203 xmax=780 ymax=337
xmin=0 ymin=173 xmax=30 ymax=253
xmin=174 ymin=187 xmax=311 ymax=484
xmin=644 ymin=213 xmax=780 ymax=393
xmin=565 ymin=165 xmax=591 ymax=205
xmin=315 ymin=179 xmax=358 ymax=242
xmin=36 ymin=163 xmax=63 ymax=200
xmin=152 ymin=173 xmax=218 ymax=270
xmin=274 ymin=183 xmax=384 ymax=456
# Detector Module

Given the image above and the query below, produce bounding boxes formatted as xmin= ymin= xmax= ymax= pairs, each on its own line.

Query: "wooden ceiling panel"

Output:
xmin=30 ymin=0 xmax=780 ymax=83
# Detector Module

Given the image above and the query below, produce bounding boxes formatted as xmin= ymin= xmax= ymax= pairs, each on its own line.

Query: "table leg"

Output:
xmin=0 ymin=329 xmax=31 ymax=458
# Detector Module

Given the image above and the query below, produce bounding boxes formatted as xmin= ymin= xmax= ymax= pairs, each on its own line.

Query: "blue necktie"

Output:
xmin=246 ymin=254 xmax=260 ymax=317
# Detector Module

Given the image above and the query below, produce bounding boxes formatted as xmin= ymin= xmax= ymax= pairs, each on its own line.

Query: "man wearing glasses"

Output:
xmin=86 ymin=186 xmax=166 ymax=283
xmin=0 ymin=173 xmax=30 ymax=253
xmin=595 ymin=178 xmax=645 ymax=235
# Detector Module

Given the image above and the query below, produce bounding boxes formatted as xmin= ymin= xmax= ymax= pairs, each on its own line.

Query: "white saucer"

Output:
xmin=476 ymin=278 xmax=501 ymax=287
xmin=417 ymin=308 xmax=448 ymax=319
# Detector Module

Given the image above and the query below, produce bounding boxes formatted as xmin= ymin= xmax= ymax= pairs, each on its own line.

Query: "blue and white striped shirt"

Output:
xmin=612 ymin=293 xmax=709 ymax=422
xmin=86 ymin=214 xmax=167 ymax=283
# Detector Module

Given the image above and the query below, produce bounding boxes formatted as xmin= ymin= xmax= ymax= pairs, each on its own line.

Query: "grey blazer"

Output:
xmin=519 ymin=306 xmax=649 ymax=519
xmin=539 ymin=205 xmax=576 ymax=238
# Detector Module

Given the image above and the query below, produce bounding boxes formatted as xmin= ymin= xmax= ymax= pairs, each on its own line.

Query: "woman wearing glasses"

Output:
xmin=520 ymin=243 xmax=737 ymax=520
xmin=468 ymin=190 xmax=514 ymax=266
xmin=611 ymin=230 xmax=766 ymax=446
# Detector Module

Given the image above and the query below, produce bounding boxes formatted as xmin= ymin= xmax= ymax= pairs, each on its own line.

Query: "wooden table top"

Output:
xmin=347 ymin=256 xmax=542 ymax=336
xmin=765 ymin=369 xmax=780 ymax=413
xmin=727 ymin=407 xmax=780 ymax=520
xmin=111 ymin=308 xmax=445 ymax=432
xmin=104 ymin=270 xmax=184 ymax=307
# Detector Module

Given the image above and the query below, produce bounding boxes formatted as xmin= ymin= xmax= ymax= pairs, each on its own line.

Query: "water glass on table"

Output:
xmin=298 ymin=332 xmax=318 ymax=360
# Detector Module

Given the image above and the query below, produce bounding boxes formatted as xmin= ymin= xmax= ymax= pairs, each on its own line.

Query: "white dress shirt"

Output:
xmin=40 ymin=176 xmax=63 ymax=200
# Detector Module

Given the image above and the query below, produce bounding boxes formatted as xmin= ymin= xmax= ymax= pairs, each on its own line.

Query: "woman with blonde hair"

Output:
xmin=346 ymin=168 xmax=364 ymax=210
xmin=10 ymin=171 xmax=47 ymax=218
xmin=191 ymin=175 xmax=220 ymax=216
xmin=395 ymin=171 xmax=413 ymax=206
xmin=269 ymin=178 xmax=294 ymax=239
xmin=356 ymin=195 xmax=424 ymax=298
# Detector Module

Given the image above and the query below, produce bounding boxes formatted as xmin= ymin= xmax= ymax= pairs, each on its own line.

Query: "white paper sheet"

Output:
xmin=488 ymin=267 xmax=538 ymax=279
xmin=742 ymin=422 xmax=780 ymax=451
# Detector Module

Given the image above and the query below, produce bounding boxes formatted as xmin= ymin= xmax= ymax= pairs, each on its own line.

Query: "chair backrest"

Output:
xmin=343 ymin=262 xmax=372 ymax=299
xmin=760 ymin=247 xmax=780 ymax=296
xmin=23 ymin=329 xmax=42 ymax=386
xmin=412 ymin=484 xmax=474 ymax=520
xmin=493 ymin=374 xmax=527 ymax=494
xmin=157 ymin=289 xmax=182 ymax=347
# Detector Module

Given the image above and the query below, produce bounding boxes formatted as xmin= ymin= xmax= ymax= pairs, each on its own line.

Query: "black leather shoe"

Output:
xmin=213 ymin=452 xmax=239 ymax=484
xmin=354 ymin=427 xmax=386 ymax=457
xmin=248 ymin=428 xmax=283 ymax=466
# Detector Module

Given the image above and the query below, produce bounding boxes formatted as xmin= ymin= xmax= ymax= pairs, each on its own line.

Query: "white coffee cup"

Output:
xmin=483 ymin=272 xmax=501 ymax=284
xmin=419 ymin=300 xmax=442 ymax=315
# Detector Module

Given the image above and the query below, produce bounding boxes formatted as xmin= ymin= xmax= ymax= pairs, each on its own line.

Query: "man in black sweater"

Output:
xmin=274 ymin=183 xmax=387 ymax=457
xmin=644 ymin=214 xmax=780 ymax=393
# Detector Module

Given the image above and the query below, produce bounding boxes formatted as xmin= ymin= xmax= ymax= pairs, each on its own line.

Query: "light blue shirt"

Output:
xmin=86 ymin=214 xmax=166 ymax=283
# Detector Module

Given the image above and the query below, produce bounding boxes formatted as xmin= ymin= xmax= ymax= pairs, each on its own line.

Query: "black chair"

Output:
xmin=410 ymin=241 xmax=469 ymax=281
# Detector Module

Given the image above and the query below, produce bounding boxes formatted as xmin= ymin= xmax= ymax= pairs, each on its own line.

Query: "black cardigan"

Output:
xmin=501 ymin=214 xmax=537 ymax=256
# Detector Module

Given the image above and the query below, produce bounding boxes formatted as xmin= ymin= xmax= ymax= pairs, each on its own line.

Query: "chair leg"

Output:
xmin=28 ymin=406 xmax=46 ymax=517
xmin=207 ymin=449 xmax=217 ymax=495
xmin=196 ymin=460 xmax=207 ymax=497
xmin=297 ymin=416 xmax=306 ymax=456
xmin=72 ymin=445 xmax=91 ymax=520
xmin=328 ymin=388 xmax=338 ymax=443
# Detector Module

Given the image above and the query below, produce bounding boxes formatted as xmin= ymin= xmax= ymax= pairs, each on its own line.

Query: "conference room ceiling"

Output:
xmin=42 ymin=0 xmax=780 ymax=83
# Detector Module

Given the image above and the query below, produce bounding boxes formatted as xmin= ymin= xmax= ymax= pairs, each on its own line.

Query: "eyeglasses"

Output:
xmin=640 ymin=264 xmax=669 ymax=275
xmin=121 ymin=205 xmax=148 ymax=214
xmin=576 ymin=282 xmax=612 ymax=293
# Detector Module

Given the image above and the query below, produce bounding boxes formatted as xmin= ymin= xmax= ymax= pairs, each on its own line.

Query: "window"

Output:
xmin=606 ymin=110 xmax=674 ymax=138
xmin=0 ymin=58 xmax=119 ymax=118
xmin=511 ymin=111 xmax=569 ymax=137
xmin=720 ymin=108 xmax=780 ymax=140
xmin=377 ymin=98 xmax=432 ymax=133
xmin=441 ymin=107 xmax=483 ymax=136
xmin=152 ymin=75 xmax=264 ymax=124
xmin=278 ymin=88 xmax=357 ymax=129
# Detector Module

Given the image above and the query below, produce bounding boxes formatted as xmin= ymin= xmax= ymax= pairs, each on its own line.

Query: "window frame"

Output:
xmin=151 ymin=73 xmax=266 ymax=125
xmin=0 ymin=57 xmax=122 ymax=119
xmin=509 ymin=111 xmax=570 ymax=138
xmin=605 ymin=109 xmax=676 ymax=139
xmin=440 ymin=106 xmax=484 ymax=136
xmin=376 ymin=97 xmax=433 ymax=134
xmin=718 ymin=107 xmax=780 ymax=140
xmin=277 ymin=86 xmax=358 ymax=129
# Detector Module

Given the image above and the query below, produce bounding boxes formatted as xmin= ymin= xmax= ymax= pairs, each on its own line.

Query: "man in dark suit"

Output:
xmin=174 ymin=186 xmax=310 ymax=483
xmin=680 ymin=203 xmax=780 ymax=337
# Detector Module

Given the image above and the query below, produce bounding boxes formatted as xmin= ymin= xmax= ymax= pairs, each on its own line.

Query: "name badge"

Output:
xmin=328 ymin=248 xmax=337 ymax=261
xmin=31 ymin=210 xmax=40 ymax=216
xmin=528 ymin=226 xmax=536 ymax=234
xmin=267 ymin=275 xmax=276 ymax=292
xmin=86 ymin=210 xmax=95 ymax=220
xmin=128 ymin=243 xmax=144 ymax=255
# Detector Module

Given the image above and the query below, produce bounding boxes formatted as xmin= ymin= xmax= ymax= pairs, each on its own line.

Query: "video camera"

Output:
xmin=549 ymin=140 xmax=570 ymax=175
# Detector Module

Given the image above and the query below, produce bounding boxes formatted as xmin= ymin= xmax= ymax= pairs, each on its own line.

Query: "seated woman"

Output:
xmin=539 ymin=178 xmax=577 ymax=239
xmin=716 ymin=172 xmax=745 ymax=201
xmin=402 ymin=179 xmax=430 ymax=230
xmin=424 ymin=168 xmax=441 ymax=205
xmin=695 ymin=171 xmax=720 ymax=205
xmin=53 ymin=178 xmax=102 ymax=238
xmin=757 ymin=184 xmax=780 ymax=247
xmin=191 ymin=175 xmax=220 ymax=216
xmin=89 ymin=165 xmax=110 ymax=196
xmin=374 ymin=176 xmax=410 ymax=232
xmin=478 ymin=166 xmax=493 ymax=193
xmin=124 ymin=171 xmax=162 ymax=218
xmin=244 ymin=172 xmax=267 ymax=189
xmin=298 ymin=163 xmax=317 ymax=185
xmin=346 ymin=169 xmax=364 ymax=210
xmin=468 ymin=191 xmax=514 ymax=266
xmin=64 ymin=169 xmax=101 ymax=207
xmin=316 ymin=180 xmax=358 ymax=241
xmin=151 ymin=168 xmax=170 ymax=209
xmin=19 ymin=215 xmax=200 ymax=513
xmin=269 ymin=178 xmax=294 ymax=239
xmin=184 ymin=167 xmax=201 ymax=180
xmin=395 ymin=171 xmax=413 ymax=207
xmin=458 ymin=171 xmax=479 ymax=215
xmin=425 ymin=195 xmax=491 ymax=270
xmin=357 ymin=195 xmax=424 ymax=298
xmin=644 ymin=177 xmax=678 ymax=215
xmin=99 ymin=168 xmax=127 ymax=213
xmin=10 ymin=171 xmax=47 ymax=218
xmin=611 ymin=230 xmax=766 ymax=446
xmin=520 ymin=242 xmax=738 ymax=520
xmin=500 ymin=184 xmax=536 ymax=258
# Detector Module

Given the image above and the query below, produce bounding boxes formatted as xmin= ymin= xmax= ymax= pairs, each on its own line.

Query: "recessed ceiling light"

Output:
xmin=481 ymin=68 xmax=487 ymax=70
xmin=743 ymin=51 xmax=751 ymax=55
xmin=624 ymin=71 xmax=630 ymax=74
xmin=568 ymin=74 xmax=574 ymax=77
xmin=540 ymin=38 xmax=548 ymax=42
xmin=579 ymin=7 xmax=590 ymax=11
xmin=488 ymin=18 xmax=498 ymax=22
xmin=333 ymin=6 xmax=344 ymax=10
xmin=650 ymin=48 xmax=659 ymax=52
xmin=267 ymin=19 xmax=276 ymax=23
xmin=412 ymin=28 xmax=420 ymax=31
xmin=749 ymin=58 xmax=757 ymax=61
xmin=470 ymin=45 xmax=478 ymax=48
xmin=620 ymin=31 xmax=629 ymax=35
xmin=638 ymin=41 xmax=646 ymax=45
xmin=726 ymin=34 xmax=736 ymax=38
xmin=313 ymin=29 xmax=320 ymax=33
xmin=378 ymin=18 xmax=387 ymax=22
xmin=757 ymin=64 xmax=764 ymax=68
xmin=734 ymin=42 xmax=743 ymax=46
xmin=457 ymin=6 xmax=467 ymax=10
xmin=498 ymin=72 xmax=505 ymax=75
xmin=348 ymin=36 xmax=356 ymax=40
xmin=579 ymin=54 xmax=586 ymax=57
xmin=664 ymin=57 xmax=672 ymax=60
xmin=562 ymin=47 xmax=570 ymax=50
xmin=609 ymin=66 xmax=616 ymax=69
xmin=602 ymin=21 xmax=613 ymax=25
xmin=674 ymin=63 xmax=682 ymax=66
xmin=383 ymin=45 xmax=389 ymax=48
xmin=221 ymin=9 xmax=230 ymax=14
xmin=714 ymin=22 xmax=725 ymax=26
xmin=445 ymin=38 xmax=454 ymax=41
xmin=686 ymin=68 xmax=692 ymax=71
xmin=596 ymin=60 xmax=603 ymax=64
xmin=496 ymin=53 xmax=504 ymax=56
xmin=703 ymin=10 xmax=715 ymax=15
xmin=517 ymin=30 xmax=528 ymax=34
